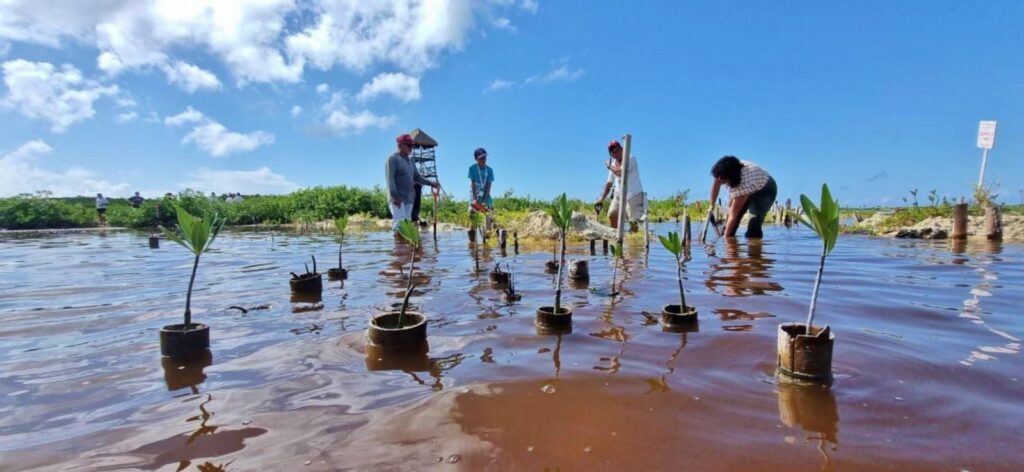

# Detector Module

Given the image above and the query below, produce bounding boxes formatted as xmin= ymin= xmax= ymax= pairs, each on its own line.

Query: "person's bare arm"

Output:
xmin=709 ymin=178 xmax=722 ymax=212
xmin=596 ymin=181 xmax=612 ymax=206
xmin=470 ymin=180 xmax=478 ymax=204
xmin=725 ymin=195 xmax=748 ymax=237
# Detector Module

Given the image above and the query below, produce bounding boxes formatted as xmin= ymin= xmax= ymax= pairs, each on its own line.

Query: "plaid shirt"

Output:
xmin=728 ymin=160 xmax=770 ymax=199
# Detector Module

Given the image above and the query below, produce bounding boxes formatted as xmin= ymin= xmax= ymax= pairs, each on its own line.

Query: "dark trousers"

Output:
xmin=727 ymin=177 xmax=777 ymax=239
xmin=411 ymin=185 xmax=423 ymax=222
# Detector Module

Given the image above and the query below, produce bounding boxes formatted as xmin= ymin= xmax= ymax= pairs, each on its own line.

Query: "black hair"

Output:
xmin=711 ymin=155 xmax=744 ymax=187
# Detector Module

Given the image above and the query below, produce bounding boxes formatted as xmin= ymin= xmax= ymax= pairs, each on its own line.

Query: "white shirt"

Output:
xmin=606 ymin=155 xmax=643 ymax=200
xmin=95 ymin=197 xmax=108 ymax=209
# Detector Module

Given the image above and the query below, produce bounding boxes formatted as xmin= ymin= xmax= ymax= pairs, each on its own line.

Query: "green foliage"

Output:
xmin=658 ymin=231 xmax=683 ymax=258
xmin=159 ymin=205 xmax=224 ymax=256
xmin=799 ymin=184 xmax=840 ymax=256
xmin=468 ymin=210 xmax=483 ymax=230
xmin=333 ymin=215 xmax=349 ymax=234
xmin=548 ymin=193 xmax=573 ymax=234
xmin=610 ymin=243 xmax=623 ymax=258
xmin=397 ymin=219 xmax=421 ymax=248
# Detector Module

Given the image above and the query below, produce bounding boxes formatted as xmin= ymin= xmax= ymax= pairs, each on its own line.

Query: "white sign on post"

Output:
xmin=977 ymin=120 xmax=997 ymax=150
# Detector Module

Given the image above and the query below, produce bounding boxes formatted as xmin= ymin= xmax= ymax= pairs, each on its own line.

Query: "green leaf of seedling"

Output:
xmin=397 ymin=219 xmax=421 ymax=249
xmin=159 ymin=224 xmax=189 ymax=251
xmin=610 ymin=243 xmax=623 ymax=258
xmin=659 ymin=231 xmax=682 ymax=258
xmin=334 ymin=215 xmax=349 ymax=235
xmin=799 ymin=183 xmax=841 ymax=256
xmin=469 ymin=211 xmax=483 ymax=230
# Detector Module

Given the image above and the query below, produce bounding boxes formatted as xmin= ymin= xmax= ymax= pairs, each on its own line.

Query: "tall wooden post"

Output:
xmin=952 ymin=203 xmax=968 ymax=240
xmin=985 ymin=205 xmax=1002 ymax=241
xmin=683 ymin=213 xmax=692 ymax=248
xmin=616 ymin=134 xmax=632 ymax=247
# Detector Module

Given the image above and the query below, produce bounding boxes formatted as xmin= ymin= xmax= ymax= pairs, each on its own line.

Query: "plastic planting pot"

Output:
xmin=290 ymin=273 xmax=323 ymax=294
xmin=160 ymin=323 xmax=210 ymax=360
xmin=536 ymin=306 xmax=572 ymax=330
xmin=367 ymin=312 xmax=427 ymax=351
xmin=568 ymin=260 xmax=590 ymax=281
xmin=490 ymin=271 xmax=511 ymax=285
xmin=661 ymin=304 xmax=698 ymax=326
xmin=148 ymin=236 xmax=159 ymax=249
xmin=365 ymin=343 xmax=429 ymax=372
xmin=161 ymin=349 xmax=212 ymax=391
xmin=327 ymin=267 xmax=348 ymax=281
xmin=777 ymin=323 xmax=835 ymax=383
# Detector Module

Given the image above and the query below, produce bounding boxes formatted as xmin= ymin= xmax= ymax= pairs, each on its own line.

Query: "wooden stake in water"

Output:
xmin=952 ymin=203 xmax=968 ymax=240
xmin=616 ymin=133 xmax=632 ymax=247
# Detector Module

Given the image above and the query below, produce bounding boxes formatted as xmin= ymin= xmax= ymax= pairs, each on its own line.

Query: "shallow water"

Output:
xmin=0 ymin=226 xmax=1021 ymax=471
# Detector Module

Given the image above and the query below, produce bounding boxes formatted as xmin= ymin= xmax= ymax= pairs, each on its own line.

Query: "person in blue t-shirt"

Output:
xmin=468 ymin=147 xmax=495 ymax=230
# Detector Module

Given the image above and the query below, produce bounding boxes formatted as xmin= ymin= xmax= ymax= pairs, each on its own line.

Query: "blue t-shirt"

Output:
xmin=468 ymin=164 xmax=494 ymax=207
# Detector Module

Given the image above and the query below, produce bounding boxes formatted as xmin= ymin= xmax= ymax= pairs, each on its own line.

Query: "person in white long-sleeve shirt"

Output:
xmin=95 ymin=193 xmax=109 ymax=226
xmin=594 ymin=139 xmax=646 ymax=231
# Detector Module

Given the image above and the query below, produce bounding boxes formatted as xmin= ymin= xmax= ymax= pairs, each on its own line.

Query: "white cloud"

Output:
xmin=356 ymin=72 xmax=420 ymax=103
xmin=0 ymin=0 xmax=514 ymax=85
xmin=115 ymin=111 xmax=137 ymax=123
xmin=115 ymin=96 xmax=137 ymax=108
xmin=523 ymin=60 xmax=584 ymax=86
xmin=1 ymin=59 xmax=118 ymax=132
xmin=484 ymin=79 xmax=514 ymax=93
xmin=291 ymin=105 xmax=302 ymax=117
xmin=183 ymin=166 xmax=298 ymax=195
xmin=0 ymin=139 xmax=130 ymax=197
xmin=143 ymin=111 xmax=160 ymax=123
xmin=165 ymin=106 xmax=275 ymax=157
xmin=183 ymin=122 xmax=275 ymax=157
xmin=161 ymin=61 xmax=221 ymax=93
xmin=163 ymin=106 xmax=205 ymax=126
xmin=316 ymin=83 xmax=330 ymax=94
xmin=322 ymin=91 xmax=395 ymax=135
xmin=492 ymin=17 xmax=515 ymax=32
xmin=521 ymin=0 xmax=539 ymax=14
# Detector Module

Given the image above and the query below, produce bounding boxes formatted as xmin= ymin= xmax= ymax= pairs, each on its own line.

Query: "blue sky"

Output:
xmin=1 ymin=1 xmax=1022 ymax=207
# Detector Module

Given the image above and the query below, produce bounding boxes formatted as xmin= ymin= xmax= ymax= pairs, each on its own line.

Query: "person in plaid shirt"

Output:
xmin=707 ymin=156 xmax=778 ymax=238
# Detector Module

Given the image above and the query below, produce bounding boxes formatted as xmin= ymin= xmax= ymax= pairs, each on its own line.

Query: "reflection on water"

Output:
xmin=777 ymin=381 xmax=839 ymax=472
xmin=0 ymin=227 xmax=1022 ymax=469
xmin=705 ymin=239 xmax=783 ymax=296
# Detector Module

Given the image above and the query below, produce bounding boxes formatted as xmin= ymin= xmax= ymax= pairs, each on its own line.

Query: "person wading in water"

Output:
xmin=707 ymin=156 xmax=778 ymax=239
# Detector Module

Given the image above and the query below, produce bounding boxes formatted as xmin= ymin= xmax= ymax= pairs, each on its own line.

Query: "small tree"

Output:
xmin=658 ymin=231 xmax=688 ymax=311
xmin=334 ymin=215 xmax=348 ymax=270
xmin=160 ymin=205 xmax=224 ymax=327
xmin=395 ymin=220 xmax=422 ymax=328
xmin=609 ymin=243 xmax=623 ymax=297
xmin=549 ymin=193 xmax=573 ymax=313
xmin=799 ymin=184 xmax=840 ymax=330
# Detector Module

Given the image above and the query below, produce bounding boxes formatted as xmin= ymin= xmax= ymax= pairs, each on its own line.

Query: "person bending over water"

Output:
xmin=707 ymin=156 xmax=777 ymax=239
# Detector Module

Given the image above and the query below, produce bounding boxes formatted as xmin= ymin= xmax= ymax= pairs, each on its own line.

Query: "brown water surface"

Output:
xmin=0 ymin=226 xmax=1022 ymax=471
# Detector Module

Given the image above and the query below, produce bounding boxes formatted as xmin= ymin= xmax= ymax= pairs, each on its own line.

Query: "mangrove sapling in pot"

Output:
xmin=778 ymin=184 xmax=839 ymax=383
xmin=537 ymin=193 xmax=574 ymax=329
xmin=608 ymin=243 xmax=623 ymax=298
xmin=659 ymin=231 xmax=698 ymax=326
xmin=158 ymin=205 xmax=224 ymax=359
xmin=289 ymin=256 xmax=323 ymax=294
xmin=489 ymin=261 xmax=510 ymax=286
xmin=368 ymin=220 xmax=428 ymax=350
xmin=327 ymin=215 xmax=349 ymax=280
xmin=503 ymin=264 xmax=522 ymax=303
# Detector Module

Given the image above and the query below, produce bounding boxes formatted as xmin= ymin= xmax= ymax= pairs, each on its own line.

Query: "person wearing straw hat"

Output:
xmin=594 ymin=140 xmax=646 ymax=231
xmin=468 ymin=147 xmax=496 ymax=230
xmin=707 ymin=155 xmax=778 ymax=239
xmin=386 ymin=133 xmax=438 ymax=233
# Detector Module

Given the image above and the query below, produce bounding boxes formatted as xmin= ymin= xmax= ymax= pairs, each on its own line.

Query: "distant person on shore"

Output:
xmin=128 ymin=191 xmax=144 ymax=208
xmin=707 ymin=156 xmax=778 ymax=239
xmin=386 ymin=134 xmax=439 ymax=233
xmin=95 ymin=193 xmax=109 ymax=226
xmin=594 ymin=140 xmax=646 ymax=231
xmin=468 ymin=147 xmax=495 ymax=230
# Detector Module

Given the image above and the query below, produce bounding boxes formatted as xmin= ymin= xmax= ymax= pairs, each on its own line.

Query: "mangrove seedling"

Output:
xmin=609 ymin=243 xmax=624 ymax=297
xmin=160 ymin=205 xmax=224 ymax=328
xmin=334 ymin=215 xmax=348 ymax=271
xmin=799 ymin=183 xmax=840 ymax=330
xmin=504 ymin=263 xmax=522 ymax=302
xmin=395 ymin=219 xmax=422 ymax=328
xmin=549 ymin=193 xmax=573 ymax=313
xmin=658 ymin=231 xmax=691 ymax=314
